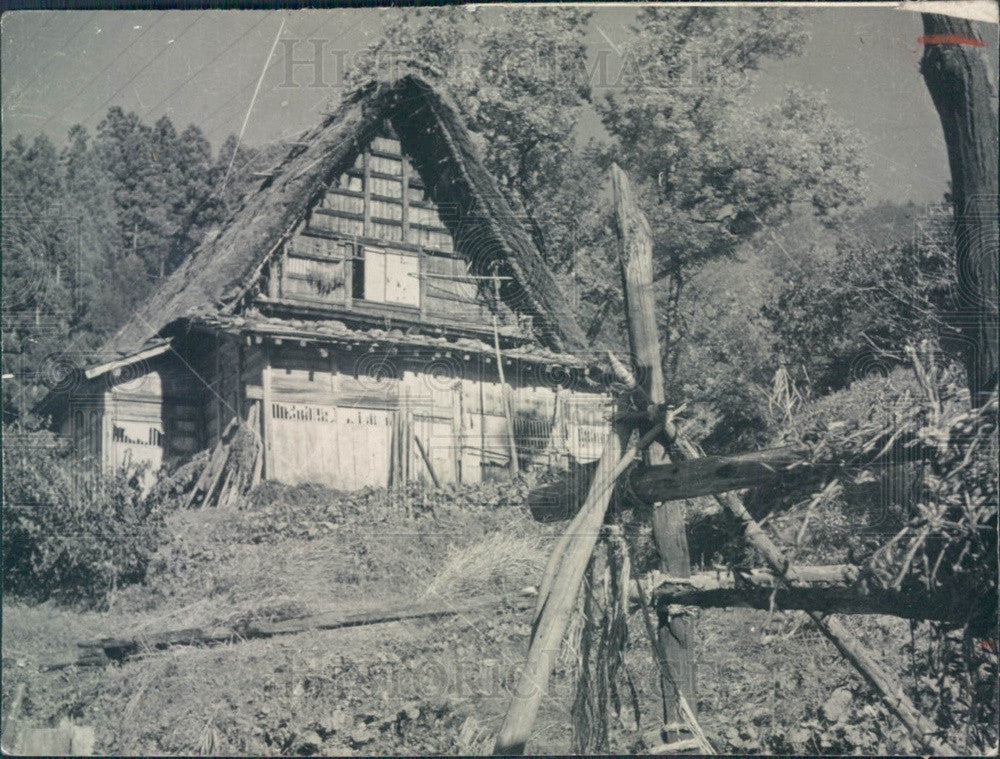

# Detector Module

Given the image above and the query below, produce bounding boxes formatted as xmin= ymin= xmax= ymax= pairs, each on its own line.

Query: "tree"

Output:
xmin=2 ymin=135 xmax=77 ymax=422
xmin=597 ymin=7 xmax=866 ymax=375
xmin=920 ymin=15 xmax=999 ymax=405
xmin=762 ymin=203 xmax=956 ymax=394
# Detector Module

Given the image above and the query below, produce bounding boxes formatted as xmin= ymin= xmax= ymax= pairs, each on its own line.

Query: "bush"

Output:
xmin=1 ymin=428 xmax=174 ymax=606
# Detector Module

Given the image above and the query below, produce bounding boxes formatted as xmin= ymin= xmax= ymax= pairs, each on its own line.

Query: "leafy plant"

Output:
xmin=1 ymin=427 xmax=175 ymax=606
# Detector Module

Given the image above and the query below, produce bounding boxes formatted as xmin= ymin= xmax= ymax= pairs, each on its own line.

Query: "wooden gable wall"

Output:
xmin=263 ymin=122 xmax=519 ymax=332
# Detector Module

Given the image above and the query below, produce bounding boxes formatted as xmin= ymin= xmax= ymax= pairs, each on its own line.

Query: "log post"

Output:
xmin=611 ymin=162 xmax=696 ymax=735
xmin=493 ymin=422 xmax=662 ymax=754
xmin=920 ymin=15 xmax=999 ymax=405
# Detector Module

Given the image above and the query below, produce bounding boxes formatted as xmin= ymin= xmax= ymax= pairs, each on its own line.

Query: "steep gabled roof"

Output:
xmin=100 ymin=73 xmax=587 ymax=360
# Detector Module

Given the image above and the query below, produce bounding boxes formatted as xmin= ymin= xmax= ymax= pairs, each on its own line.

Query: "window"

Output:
xmin=356 ymin=247 xmax=419 ymax=307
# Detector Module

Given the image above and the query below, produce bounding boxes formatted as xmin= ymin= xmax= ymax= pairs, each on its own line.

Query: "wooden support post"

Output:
xmin=261 ymin=343 xmax=274 ymax=480
xmin=414 ymin=434 xmax=440 ymax=487
xmin=492 ymin=274 xmax=519 ymax=476
xmin=611 ymin=161 xmax=696 ymax=735
xmin=493 ymin=422 xmax=663 ymax=755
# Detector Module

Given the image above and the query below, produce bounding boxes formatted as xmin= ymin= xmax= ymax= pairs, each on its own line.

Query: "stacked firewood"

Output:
xmin=184 ymin=405 xmax=263 ymax=511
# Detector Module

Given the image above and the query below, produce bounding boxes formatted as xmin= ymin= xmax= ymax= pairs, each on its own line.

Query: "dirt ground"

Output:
xmin=0 ymin=483 xmax=944 ymax=754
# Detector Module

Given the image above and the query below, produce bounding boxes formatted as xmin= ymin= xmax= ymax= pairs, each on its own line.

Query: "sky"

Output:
xmin=1 ymin=6 xmax=996 ymax=206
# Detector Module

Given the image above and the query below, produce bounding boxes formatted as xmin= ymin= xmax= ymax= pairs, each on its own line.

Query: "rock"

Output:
xmin=349 ymin=726 xmax=373 ymax=747
xmin=296 ymin=730 xmax=324 ymax=755
xmin=822 ymin=687 xmax=853 ymax=723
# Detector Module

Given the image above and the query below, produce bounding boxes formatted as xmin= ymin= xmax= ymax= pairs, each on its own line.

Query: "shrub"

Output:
xmin=2 ymin=427 xmax=174 ymax=606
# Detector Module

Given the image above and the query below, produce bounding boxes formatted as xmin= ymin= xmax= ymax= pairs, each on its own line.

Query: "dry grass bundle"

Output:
xmin=421 ymin=531 xmax=547 ymax=602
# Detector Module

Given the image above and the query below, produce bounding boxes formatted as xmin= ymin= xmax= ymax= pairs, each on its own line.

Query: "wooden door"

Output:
xmin=270 ymin=401 xmax=392 ymax=490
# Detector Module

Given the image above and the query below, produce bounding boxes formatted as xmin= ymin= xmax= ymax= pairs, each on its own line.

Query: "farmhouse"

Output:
xmin=41 ymin=74 xmax=613 ymax=490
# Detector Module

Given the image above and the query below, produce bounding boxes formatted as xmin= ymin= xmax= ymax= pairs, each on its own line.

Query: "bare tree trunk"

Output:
xmin=611 ymin=163 xmax=696 ymax=739
xmin=920 ymin=15 xmax=999 ymax=405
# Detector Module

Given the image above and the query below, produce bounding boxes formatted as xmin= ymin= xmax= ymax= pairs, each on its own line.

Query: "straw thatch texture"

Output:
xmin=99 ymin=74 xmax=586 ymax=363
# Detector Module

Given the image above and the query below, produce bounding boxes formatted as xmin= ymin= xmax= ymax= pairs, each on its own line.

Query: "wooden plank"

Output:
xmin=261 ymin=344 xmax=274 ymax=480
xmin=84 ymin=341 xmax=171 ymax=380
xmin=414 ymin=434 xmax=441 ymax=487
xmin=64 ymin=599 xmax=534 ymax=668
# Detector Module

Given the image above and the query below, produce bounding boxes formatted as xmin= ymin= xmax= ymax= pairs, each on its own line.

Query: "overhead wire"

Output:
xmin=79 ymin=10 xmax=207 ymax=126
xmin=141 ymin=11 xmax=277 ymax=118
xmin=47 ymin=12 xmax=167 ymax=125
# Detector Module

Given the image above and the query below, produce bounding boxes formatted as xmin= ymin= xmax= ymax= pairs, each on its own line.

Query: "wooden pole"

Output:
xmin=493 ymin=422 xmax=662 ymax=755
xmin=414 ymin=434 xmax=441 ymax=487
xmin=611 ymin=162 xmax=696 ymax=734
xmin=492 ymin=274 xmax=519 ymax=476
xmin=261 ymin=342 xmax=275 ymax=480
xmin=647 ymin=565 xmax=985 ymax=628
xmin=711 ymin=485 xmax=955 ymax=754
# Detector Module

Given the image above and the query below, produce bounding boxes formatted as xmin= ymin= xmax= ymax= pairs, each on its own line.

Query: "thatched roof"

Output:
xmin=100 ymin=73 xmax=587 ymax=362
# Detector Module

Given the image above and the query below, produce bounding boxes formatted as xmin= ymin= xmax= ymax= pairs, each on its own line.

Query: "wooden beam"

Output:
xmin=529 ymin=436 xmax=935 ymax=519
xmin=611 ymin=161 xmax=696 ymax=736
xmin=261 ymin=344 xmax=275 ymax=480
xmin=84 ymin=341 xmax=171 ymax=380
xmin=647 ymin=565 xmax=984 ymax=628
xmin=414 ymin=434 xmax=441 ymax=487
xmin=59 ymin=598 xmax=533 ymax=669
xmin=629 ymin=444 xmax=815 ymax=503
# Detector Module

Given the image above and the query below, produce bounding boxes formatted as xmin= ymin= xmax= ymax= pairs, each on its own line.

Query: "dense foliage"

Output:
xmin=1 ymin=429 xmax=176 ymax=605
xmin=1 ymin=118 xmax=266 ymax=424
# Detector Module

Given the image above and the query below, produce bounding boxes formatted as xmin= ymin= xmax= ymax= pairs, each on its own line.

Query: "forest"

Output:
xmin=1 ymin=6 xmax=996 ymax=755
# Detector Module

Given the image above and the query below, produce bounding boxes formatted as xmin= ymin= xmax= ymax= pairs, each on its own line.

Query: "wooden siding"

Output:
xmin=265 ymin=122 xmax=524 ymax=333
xmin=100 ymin=353 xmax=207 ymax=476
xmin=263 ymin=342 xmax=609 ymax=490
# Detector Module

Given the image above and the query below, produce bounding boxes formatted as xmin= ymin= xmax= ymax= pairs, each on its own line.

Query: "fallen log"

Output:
xmin=53 ymin=597 xmax=532 ymax=669
xmin=647 ymin=565 xmax=984 ymax=628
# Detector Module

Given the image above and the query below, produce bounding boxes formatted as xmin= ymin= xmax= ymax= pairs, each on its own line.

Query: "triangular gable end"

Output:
xmin=96 ymin=75 xmax=586 ymax=363
xmin=254 ymin=120 xmax=524 ymax=334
